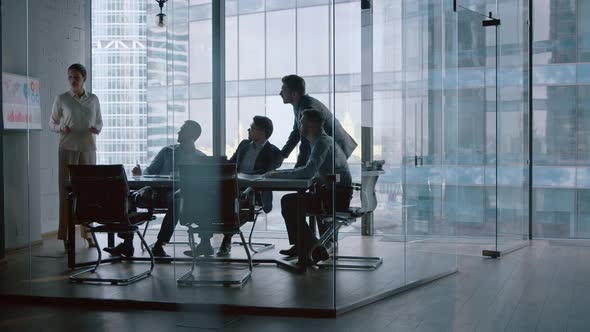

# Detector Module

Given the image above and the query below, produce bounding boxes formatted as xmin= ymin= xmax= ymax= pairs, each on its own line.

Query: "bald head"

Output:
xmin=177 ymin=120 xmax=202 ymax=144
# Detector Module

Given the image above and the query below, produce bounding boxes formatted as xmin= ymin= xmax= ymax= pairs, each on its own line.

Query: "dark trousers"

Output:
xmin=119 ymin=187 xmax=180 ymax=244
xmin=280 ymin=186 xmax=352 ymax=252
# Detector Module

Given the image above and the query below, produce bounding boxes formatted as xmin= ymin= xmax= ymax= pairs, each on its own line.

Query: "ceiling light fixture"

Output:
xmin=155 ymin=0 xmax=168 ymax=28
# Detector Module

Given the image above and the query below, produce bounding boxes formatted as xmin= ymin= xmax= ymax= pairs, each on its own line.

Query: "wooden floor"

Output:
xmin=2 ymin=239 xmax=590 ymax=331
xmin=0 ymin=231 xmax=459 ymax=314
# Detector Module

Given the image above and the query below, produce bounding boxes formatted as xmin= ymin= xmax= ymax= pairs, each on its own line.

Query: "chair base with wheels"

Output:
xmin=177 ymin=225 xmax=253 ymax=287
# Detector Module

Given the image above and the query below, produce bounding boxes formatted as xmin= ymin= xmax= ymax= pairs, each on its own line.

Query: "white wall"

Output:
xmin=2 ymin=0 xmax=91 ymax=249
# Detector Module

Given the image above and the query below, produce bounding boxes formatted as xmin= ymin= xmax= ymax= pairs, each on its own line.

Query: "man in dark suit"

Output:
xmin=104 ymin=120 xmax=206 ymax=258
xmin=216 ymin=115 xmax=283 ymax=257
xmin=279 ymin=74 xmax=358 ymax=167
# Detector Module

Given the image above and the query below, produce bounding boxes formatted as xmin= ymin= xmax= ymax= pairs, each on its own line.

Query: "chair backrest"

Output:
xmin=69 ymin=164 xmax=130 ymax=224
xmin=178 ymin=163 xmax=239 ymax=228
xmin=360 ymin=174 xmax=380 ymax=214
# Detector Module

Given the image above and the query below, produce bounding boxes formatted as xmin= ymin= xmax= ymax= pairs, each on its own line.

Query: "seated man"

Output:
xmin=104 ymin=120 xmax=206 ymax=257
xmin=265 ymin=109 xmax=352 ymax=263
xmin=215 ymin=116 xmax=282 ymax=256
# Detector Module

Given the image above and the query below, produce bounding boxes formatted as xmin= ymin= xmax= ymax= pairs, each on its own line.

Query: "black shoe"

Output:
xmin=311 ymin=245 xmax=330 ymax=263
xmin=279 ymin=245 xmax=298 ymax=257
xmin=151 ymin=244 xmax=170 ymax=257
xmin=216 ymin=238 xmax=232 ymax=257
xmin=183 ymin=249 xmax=195 ymax=258
xmin=196 ymin=240 xmax=214 ymax=257
xmin=103 ymin=242 xmax=134 ymax=257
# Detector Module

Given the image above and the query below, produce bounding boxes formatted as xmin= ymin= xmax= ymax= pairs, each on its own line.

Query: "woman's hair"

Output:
xmin=68 ymin=63 xmax=87 ymax=78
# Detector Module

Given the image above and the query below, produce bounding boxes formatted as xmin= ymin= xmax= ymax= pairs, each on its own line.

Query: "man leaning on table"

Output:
xmin=264 ymin=109 xmax=353 ymax=263
xmin=103 ymin=120 xmax=206 ymax=258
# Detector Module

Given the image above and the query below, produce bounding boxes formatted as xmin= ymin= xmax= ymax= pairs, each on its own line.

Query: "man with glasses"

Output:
xmin=213 ymin=115 xmax=283 ymax=257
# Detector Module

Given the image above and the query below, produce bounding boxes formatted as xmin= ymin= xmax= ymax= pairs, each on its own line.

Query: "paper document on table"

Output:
xmin=238 ymin=173 xmax=264 ymax=181
xmin=142 ymin=175 xmax=172 ymax=179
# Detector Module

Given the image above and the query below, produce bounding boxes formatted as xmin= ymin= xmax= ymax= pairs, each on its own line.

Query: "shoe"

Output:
xmin=311 ymin=245 xmax=330 ymax=263
xmin=151 ymin=244 xmax=170 ymax=257
xmin=216 ymin=238 xmax=232 ymax=257
xmin=325 ymin=239 xmax=335 ymax=253
xmin=196 ymin=240 xmax=214 ymax=257
xmin=279 ymin=245 xmax=298 ymax=257
xmin=183 ymin=249 xmax=195 ymax=258
xmin=103 ymin=242 xmax=134 ymax=257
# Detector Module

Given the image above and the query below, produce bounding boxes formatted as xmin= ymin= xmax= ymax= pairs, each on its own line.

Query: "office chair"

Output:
xmin=176 ymin=163 xmax=253 ymax=286
xmin=68 ymin=164 xmax=155 ymax=285
xmin=140 ymin=156 xmax=229 ymax=251
xmin=309 ymin=176 xmax=383 ymax=270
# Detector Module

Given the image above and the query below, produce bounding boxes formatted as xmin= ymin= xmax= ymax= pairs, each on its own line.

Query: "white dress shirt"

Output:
xmin=49 ymin=90 xmax=103 ymax=152
xmin=238 ymin=140 xmax=267 ymax=174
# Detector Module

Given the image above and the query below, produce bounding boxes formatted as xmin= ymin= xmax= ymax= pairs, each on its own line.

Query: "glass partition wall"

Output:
xmin=1 ymin=0 xmax=34 ymax=298
xmin=453 ymin=0 xmax=529 ymax=257
xmin=0 ymin=0 xmax=530 ymax=317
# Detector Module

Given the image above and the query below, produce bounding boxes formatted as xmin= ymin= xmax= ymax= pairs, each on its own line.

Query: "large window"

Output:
xmin=532 ymin=0 xmax=590 ymax=238
xmin=90 ymin=1 xmax=590 ymax=239
xmin=92 ymin=0 xmax=148 ymax=167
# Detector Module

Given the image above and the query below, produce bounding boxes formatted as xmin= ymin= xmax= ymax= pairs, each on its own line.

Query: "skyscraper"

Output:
xmin=92 ymin=0 xmax=148 ymax=167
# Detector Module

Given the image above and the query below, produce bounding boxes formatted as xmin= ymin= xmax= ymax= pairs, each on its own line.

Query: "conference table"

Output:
xmin=66 ymin=174 xmax=314 ymax=273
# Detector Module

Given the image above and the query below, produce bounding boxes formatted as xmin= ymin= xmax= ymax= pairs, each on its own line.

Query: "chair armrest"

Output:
xmin=240 ymin=187 xmax=254 ymax=200
xmin=127 ymin=188 xmax=155 ymax=215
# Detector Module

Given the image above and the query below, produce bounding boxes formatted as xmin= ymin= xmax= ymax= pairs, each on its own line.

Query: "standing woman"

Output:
xmin=49 ymin=64 xmax=103 ymax=249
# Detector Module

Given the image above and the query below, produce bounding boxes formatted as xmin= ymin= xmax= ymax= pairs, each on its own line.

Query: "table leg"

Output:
xmin=67 ymin=195 xmax=75 ymax=269
xmin=296 ymin=189 xmax=308 ymax=271
xmin=108 ymin=233 xmax=115 ymax=247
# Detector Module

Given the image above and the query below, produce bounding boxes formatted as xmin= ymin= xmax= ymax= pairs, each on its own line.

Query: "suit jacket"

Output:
xmin=229 ymin=139 xmax=283 ymax=213
xmin=280 ymin=94 xmax=358 ymax=167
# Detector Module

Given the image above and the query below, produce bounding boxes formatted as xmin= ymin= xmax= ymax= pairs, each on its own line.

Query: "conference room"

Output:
xmin=0 ymin=0 xmax=530 ymax=317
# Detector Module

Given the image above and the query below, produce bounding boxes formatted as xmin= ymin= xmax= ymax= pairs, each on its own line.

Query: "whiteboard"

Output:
xmin=2 ymin=72 xmax=42 ymax=130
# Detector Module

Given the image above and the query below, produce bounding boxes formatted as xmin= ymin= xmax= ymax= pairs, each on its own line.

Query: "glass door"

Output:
xmin=453 ymin=5 xmax=499 ymax=253
xmin=455 ymin=3 xmax=528 ymax=257
xmin=403 ymin=0 xmax=458 ymax=283
xmin=495 ymin=0 xmax=530 ymax=254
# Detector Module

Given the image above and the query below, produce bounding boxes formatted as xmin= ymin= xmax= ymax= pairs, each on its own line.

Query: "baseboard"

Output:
xmin=42 ymin=230 xmax=58 ymax=240
xmin=0 ymin=294 xmax=337 ymax=318
xmin=5 ymin=239 xmax=43 ymax=254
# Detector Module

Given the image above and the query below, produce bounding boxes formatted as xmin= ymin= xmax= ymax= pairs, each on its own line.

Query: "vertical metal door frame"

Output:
xmin=0 ymin=1 xmax=5 ymax=261
xmin=528 ymin=0 xmax=533 ymax=240
xmin=212 ymin=0 xmax=225 ymax=156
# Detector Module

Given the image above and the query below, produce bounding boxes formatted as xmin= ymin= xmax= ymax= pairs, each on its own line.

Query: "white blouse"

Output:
xmin=49 ymin=90 xmax=103 ymax=152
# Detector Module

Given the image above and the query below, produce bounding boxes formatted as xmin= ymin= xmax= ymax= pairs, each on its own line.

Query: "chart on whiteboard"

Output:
xmin=2 ymin=73 xmax=42 ymax=130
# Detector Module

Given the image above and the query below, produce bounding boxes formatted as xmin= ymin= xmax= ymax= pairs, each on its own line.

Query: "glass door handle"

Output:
xmin=414 ymin=155 xmax=424 ymax=167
